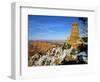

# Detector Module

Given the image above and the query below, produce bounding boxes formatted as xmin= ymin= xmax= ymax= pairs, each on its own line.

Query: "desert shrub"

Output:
xmin=77 ymin=43 xmax=88 ymax=54
xmin=67 ymin=43 xmax=71 ymax=49
xmin=82 ymin=37 xmax=88 ymax=42
xmin=62 ymin=43 xmax=71 ymax=50
xmin=70 ymin=49 xmax=76 ymax=55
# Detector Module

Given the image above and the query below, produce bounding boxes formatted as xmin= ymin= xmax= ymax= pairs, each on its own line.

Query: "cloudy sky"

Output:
xmin=28 ymin=15 xmax=87 ymax=40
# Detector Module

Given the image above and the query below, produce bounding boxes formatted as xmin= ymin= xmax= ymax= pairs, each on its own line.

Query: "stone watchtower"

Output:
xmin=67 ymin=22 xmax=82 ymax=49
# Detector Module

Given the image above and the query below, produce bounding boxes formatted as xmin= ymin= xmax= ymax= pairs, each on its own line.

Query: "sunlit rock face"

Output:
xmin=28 ymin=44 xmax=87 ymax=66
xmin=67 ymin=22 xmax=82 ymax=49
xmin=28 ymin=41 xmax=56 ymax=57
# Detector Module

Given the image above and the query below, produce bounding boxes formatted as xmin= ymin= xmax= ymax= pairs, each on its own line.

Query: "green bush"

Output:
xmin=67 ymin=43 xmax=71 ymax=49
xmin=70 ymin=49 xmax=76 ymax=55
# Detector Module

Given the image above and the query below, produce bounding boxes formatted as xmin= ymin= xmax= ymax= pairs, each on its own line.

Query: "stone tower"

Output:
xmin=67 ymin=22 xmax=82 ymax=48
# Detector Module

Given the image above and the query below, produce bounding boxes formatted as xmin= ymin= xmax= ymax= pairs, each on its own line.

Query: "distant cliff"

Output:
xmin=28 ymin=41 xmax=56 ymax=57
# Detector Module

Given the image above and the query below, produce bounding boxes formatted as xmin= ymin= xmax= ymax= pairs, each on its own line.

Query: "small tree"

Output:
xmin=78 ymin=17 xmax=88 ymax=37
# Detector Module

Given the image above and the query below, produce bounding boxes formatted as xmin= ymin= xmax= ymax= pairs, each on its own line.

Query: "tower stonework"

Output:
xmin=67 ymin=22 xmax=82 ymax=49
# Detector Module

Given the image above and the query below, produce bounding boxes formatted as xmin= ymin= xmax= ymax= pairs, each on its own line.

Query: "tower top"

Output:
xmin=72 ymin=22 xmax=78 ymax=26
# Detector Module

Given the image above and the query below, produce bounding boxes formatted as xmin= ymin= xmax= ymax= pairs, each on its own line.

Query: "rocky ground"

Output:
xmin=28 ymin=41 xmax=88 ymax=66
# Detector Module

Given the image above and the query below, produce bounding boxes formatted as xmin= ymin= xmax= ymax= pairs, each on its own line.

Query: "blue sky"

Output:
xmin=28 ymin=15 xmax=87 ymax=40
